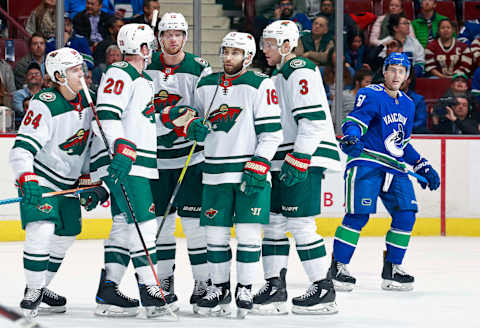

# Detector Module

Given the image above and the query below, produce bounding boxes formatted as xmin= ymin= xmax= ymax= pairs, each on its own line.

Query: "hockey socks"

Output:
xmin=333 ymin=213 xmax=369 ymax=264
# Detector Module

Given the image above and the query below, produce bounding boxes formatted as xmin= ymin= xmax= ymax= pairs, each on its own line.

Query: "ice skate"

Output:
xmin=159 ymin=275 xmax=179 ymax=312
xmin=329 ymin=255 xmax=356 ymax=292
xmin=252 ymin=268 xmax=288 ymax=315
xmin=381 ymin=251 xmax=414 ymax=291
xmin=39 ymin=288 xmax=66 ymax=314
xmin=291 ymin=279 xmax=338 ymax=315
xmin=235 ymin=284 xmax=253 ymax=319
xmin=20 ymin=287 xmax=44 ymax=318
xmin=95 ymin=269 xmax=139 ymax=317
xmin=190 ymin=279 xmax=209 ymax=314
xmin=196 ymin=282 xmax=232 ymax=317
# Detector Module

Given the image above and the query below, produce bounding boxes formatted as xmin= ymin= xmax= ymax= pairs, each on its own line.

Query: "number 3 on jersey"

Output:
xmin=103 ymin=78 xmax=124 ymax=95
xmin=23 ymin=110 xmax=42 ymax=129
xmin=299 ymin=79 xmax=308 ymax=95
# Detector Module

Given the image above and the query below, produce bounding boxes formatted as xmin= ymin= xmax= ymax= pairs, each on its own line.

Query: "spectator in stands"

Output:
xmin=472 ymin=67 xmax=480 ymax=103
xmin=323 ymin=48 xmax=353 ymax=105
xmin=270 ymin=0 xmax=312 ymax=31
xmin=65 ymin=0 xmax=116 ymax=20
xmin=471 ymin=37 xmax=480 ymax=70
xmin=25 ymin=0 xmax=56 ymax=39
xmin=341 ymin=67 xmax=373 ymax=122
xmin=0 ymin=59 xmax=16 ymax=94
xmin=13 ymin=33 xmax=46 ymax=90
xmin=369 ymin=0 xmax=415 ymax=47
xmin=436 ymin=72 xmax=480 ymax=114
xmin=425 ymin=19 xmax=472 ymax=78
xmin=379 ymin=14 xmax=425 ymax=77
xmin=431 ymin=96 xmax=480 ymax=134
xmin=401 ymin=69 xmax=429 ymax=133
xmin=295 ymin=16 xmax=333 ymax=67
xmin=411 ymin=0 xmax=447 ymax=48
xmin=12 ymin=63 xmax=42 ymax=120
xmin=131 ymin=0 xmax=160 ymax=32
xmin=73 ymin=0 xmax=113 ymax=47
xmin=296 ymin=0 xmax=321 ymax=21
xmin=319 ymin=0 xmax=358 ymax=43
xmin=46 ymin=14 xmax=94 ymax=69
xmin=42 ymin=73 xmax=54 ymax=89
xmin=0 ymin=74 xmax=11 ymax=108
xmin=457 ymin=19 xmax=480 ymax=45
xmin=345 ymin=30 xmax=368 ymax=72
xmin=93 ymin=17 xmax=124 ymax=65
xmin=92 ymin=44 xmax=122 ymax=91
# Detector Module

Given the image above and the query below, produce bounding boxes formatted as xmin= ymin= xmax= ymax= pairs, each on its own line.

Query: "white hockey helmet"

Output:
xmin=220 ymin=32 xmax=256 ymax=69
xmin=117 ymin=23 xmax=156 ymax=56
xmin=158 ymin=12 xmax=188 ymax=39
xmin=46 ymin=47 xmax=83 ymax=83
xmin=262 ymin=20 xmax=299 ymax=54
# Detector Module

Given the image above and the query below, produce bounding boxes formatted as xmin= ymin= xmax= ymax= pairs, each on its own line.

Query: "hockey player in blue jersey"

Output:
xmin=329 ymin=52 xmax=440 ymax=292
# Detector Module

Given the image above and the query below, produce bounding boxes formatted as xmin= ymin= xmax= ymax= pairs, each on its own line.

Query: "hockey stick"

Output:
xmin=0 ymin=304 xmax=45 ymax=327
xmin=0 ymin=186 xmax=100 ymax=206
xmin=336 ymin=136 xmax=428 ymax=184
xmin=155 ymin=73 xmax=221 ymax=240
xmin=80 ymin=78 xmax=177 ymax=320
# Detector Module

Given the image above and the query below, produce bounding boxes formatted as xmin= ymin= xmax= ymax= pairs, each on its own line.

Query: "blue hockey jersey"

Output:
xmin=342 ymin=84 xmax=416 ymax=175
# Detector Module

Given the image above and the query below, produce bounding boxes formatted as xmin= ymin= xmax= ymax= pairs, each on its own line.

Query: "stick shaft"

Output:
xmin=0 ymin=186 xmax=98 ymax=205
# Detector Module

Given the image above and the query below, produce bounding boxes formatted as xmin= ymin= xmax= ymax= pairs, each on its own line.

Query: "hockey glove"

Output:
xmin=280 ymin=152 xmax=311 ymax=187
xmin=339 ymin=135 xmax=364 ymax=158
xmin=107 ymin=139 xmax=136 ymax=184
xmin=185 ymin=118 xmax=210 ymax=142
xmin=18 ymin=172 xmax=43 ymax=206
xmin=157 ymin=130 xmax=178 ymax=148
xmin=78 ymin=175 xmax=109 ymax=211
xmin=240 ymin=156 xmax=271 ymax=196
xmin=413 ymin=158 xmax=440 ymax=191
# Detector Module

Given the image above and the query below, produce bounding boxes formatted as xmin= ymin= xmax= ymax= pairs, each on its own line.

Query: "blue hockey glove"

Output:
xmin=240 ymin=156 xmax=271 ymax=196
xmin=280 ymin=152 xmax=311 ymax=187
xmin=18 ymin=172 xmax=43 ymax=206
xmin=413 ymin=158 xmax=440 ymax=191
xmin=339 ymin=135 xmax=364 ymax=158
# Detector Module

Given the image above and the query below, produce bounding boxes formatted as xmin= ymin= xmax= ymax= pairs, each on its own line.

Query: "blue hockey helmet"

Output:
xmin=383 ymin=52 xmax=410 ymax=76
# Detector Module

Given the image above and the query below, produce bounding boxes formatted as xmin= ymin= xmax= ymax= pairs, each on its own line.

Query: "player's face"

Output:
xmin=222 ymin=47 xmax=244 ymax=75
xmin=384 ymin=64 xmax=407 ymax=91
xmin=262 ymin=37 xmax=281 ymax=66
xmin=161 ymin=30 xmax=185 ymax=55
xmin=66 ymin=64 xmax=85 ymax=93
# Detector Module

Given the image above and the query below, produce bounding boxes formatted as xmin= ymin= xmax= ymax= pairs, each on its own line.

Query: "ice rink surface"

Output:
xmin=1 ymin=237 xmax=479 ymax=328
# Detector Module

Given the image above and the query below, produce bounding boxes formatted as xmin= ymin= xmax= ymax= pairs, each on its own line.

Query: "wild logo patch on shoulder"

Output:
xmin=254 ymin=71 xmax=268 ymax=78
xmin=112 ymin=61 xmax=128 ymax=68
xmin=39 ymin=92 xmax=56 ymax=102
xmin=194 ymin=57 xmax=209 ymax=67
xmin=290 ymin=59 xmax=306 ymax=69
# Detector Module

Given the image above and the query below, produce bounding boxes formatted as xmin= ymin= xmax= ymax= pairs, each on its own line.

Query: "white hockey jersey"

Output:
xmin=146 ymin=52 xmax=212 ymax=169
xmin=271 ymin=57 xmax=342 ymax=172
xmin=9 ymin=88 xmax=93 ymax=191
xmin=194 ymin=71 xmax=283 ymax=185
xmin=90 ymin=61 xmax=158 ymax=180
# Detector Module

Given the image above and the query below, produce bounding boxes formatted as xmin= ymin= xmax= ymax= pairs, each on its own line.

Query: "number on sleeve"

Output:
xmin=266 ymin=89 xmax=278 ymax=105
xmin=103 ymin=78 xmax=124 ymax=95
xmin=356 ymin=94 xmax=366 ymax=108
xmin=23 ymin=110 xmax=42 ymax=129
xmin=299 ymin=79 xmax=308 ymax=95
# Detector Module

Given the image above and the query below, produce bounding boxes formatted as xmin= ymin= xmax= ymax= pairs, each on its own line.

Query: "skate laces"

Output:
xmin=336 ymin=262 xmax=352 ymax=277
xmin=193 ymin=280 xmax=208 ymax=296
xmin=299 ymin=284 xmax=318 ymax=299
xmin=43 ymin=288 xmax=60 ymax=300
xmin=146 ymin=285 xmax=165 ymax=298
xmin=392 ymin=264 xmax=409 ymax=276
xmin=24 ymin=288 xmax=42 ymax=302
xmin=256 ymin=281 xmax=271 ymax=296
xmin=203 ymin=285 xmax=222 ymax=301
xmin=160 ymin=277 xmax=170 ymax=291
xmin=114 ymin=285 xmax=137 ymax=303
xmin=237 ymin=287 xmax=252 ymax=302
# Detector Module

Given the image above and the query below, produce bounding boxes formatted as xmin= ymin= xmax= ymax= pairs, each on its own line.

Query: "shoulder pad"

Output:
xmin=111 ymin=61 xmax=129 ymax=68
xmin=194 ymin=57 xmax=209 ymax=67
xmin=38 ymin=91 xmax=57 ymax=102
xmin=365 ymin=84 xmax=383 ymax=92
xmin=254 ymin=71 xmax=269 ymax=78
xmin=289 ymin=58 xmax=307 ymax=69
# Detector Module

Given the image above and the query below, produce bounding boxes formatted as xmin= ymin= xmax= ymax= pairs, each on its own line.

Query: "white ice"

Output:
xmin=1 ymin=237 xmax=479 ymax=328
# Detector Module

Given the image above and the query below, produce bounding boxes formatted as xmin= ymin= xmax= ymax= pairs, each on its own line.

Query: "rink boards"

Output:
xmin=0 ymin=135 xmax=479 ymax=240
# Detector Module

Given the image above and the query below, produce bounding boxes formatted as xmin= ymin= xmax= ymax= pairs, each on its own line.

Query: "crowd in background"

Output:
xmin=0 ymin=0 xmax=479 ymax=134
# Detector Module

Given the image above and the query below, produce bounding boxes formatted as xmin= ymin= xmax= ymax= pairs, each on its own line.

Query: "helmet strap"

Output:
xmin=59 ymin=77 xmax=77 ymax=98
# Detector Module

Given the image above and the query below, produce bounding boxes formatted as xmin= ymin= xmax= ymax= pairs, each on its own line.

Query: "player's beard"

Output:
xmin=162 ymin=40 xmax=183 ymax=56
xmin=224 ymin=60 xmax=243 ymax=76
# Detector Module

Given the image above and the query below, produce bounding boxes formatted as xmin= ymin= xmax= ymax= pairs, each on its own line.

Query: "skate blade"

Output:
xmin=332 ymin=279 xmax=355 ymax=292
xmin=144 ymin=306 xmax=178 ymax=321
xmin=251 ymin=302 xmax=289 ymax=315
xmin=38 ymin=305 xmax=66 ymax=314
xmin=197 ymin=304 xmax=231 ymax=317
xmin=381 ymin=280 xmax=414 ymax=291
xmin=168 ymin=301 xmax=180 ymax=313
xmin=192 ymin=304 xmax=199 ymax=314
xmin=291 ymin=301 xmax=338 ymax=315
xmin=94 ymin=304 xmax=139 ymax=317
xmin=22 ymin=308 xmax=39 ymax=319
xmin=236 ymin=307 xmax=250 ymax=319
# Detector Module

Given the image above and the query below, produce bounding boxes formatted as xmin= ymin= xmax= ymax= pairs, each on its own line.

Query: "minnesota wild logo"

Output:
xmin=142 ymin=100 xmax=155 ymax=123
xmin=208 ymin=104 xmax=243 ymax=133
xmin=59 ymin=129 xmax=90 ymax=155
xmin=38 ymin=203 xmax=53 ymax=213
xmin=149 ymin=203 xmax=155 ymax=214
xmin=204 ymin=208 xmax=218 ymax=219
xmin=154 ymin=90 xmax=182 ymax=111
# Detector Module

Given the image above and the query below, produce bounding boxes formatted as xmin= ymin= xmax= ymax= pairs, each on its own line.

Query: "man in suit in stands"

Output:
xmin=73 ymin=0 xmax=113 ymax=47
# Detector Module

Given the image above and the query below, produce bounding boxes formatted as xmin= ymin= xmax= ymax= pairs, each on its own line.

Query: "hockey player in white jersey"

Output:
xmin=88 ymin=23 xmax=183 ymax=318
xmin=253 ymin=20 xmax=342 ymax=315
xmin=9 ymin=47 xmax=108 ymax=317
xmin=165 ymin=31 xmax=282 ymax=318
xmin=145 ymin=12 xmax=212 ymax=311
